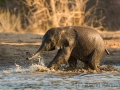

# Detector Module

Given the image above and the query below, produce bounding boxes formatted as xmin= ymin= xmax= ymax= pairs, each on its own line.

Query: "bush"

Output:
xmin=0 ymin=0 xmax=105 ymax=33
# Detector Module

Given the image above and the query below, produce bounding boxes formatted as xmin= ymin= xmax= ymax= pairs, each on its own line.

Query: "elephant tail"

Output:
xmin=105 ymin=49 xmax=110 ymax=55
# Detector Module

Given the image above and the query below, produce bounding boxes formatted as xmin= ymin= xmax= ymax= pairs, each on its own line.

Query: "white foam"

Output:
xmin=0 ymin=60 xmax=120 ymax=90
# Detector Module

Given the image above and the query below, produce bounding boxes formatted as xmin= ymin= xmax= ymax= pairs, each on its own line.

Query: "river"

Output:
xmin=0 ymin=63 xmax=120 ymax=90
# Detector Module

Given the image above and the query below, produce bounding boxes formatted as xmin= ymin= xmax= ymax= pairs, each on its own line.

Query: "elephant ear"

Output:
xmin=55 ymin=28 xmax=65 ymax=38
xmin=54 ymin=28 xmax=66 ymax=49
xmin=55 ymin=27 xmax=77 ymax=49
xmin=56 ymin=28 xmax=71 ymax=48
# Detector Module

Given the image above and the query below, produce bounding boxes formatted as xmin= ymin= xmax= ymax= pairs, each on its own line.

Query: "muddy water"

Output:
xmin=0 ymin=62 xmax=120 ymax=90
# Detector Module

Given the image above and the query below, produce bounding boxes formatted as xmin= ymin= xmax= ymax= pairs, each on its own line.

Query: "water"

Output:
xmin=0 ymin=62 xmax=120 ymax=90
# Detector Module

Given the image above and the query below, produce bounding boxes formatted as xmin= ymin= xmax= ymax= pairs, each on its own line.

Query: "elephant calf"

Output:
xmin=26 ymin=26 xmax=109 ymax=71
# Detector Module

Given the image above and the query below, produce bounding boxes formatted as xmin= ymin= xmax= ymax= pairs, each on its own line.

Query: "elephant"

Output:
xmin=26 ymin=26 xmax=110 ymax=71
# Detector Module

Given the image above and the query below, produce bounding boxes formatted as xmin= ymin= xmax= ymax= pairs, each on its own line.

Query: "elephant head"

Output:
xmin=26 ymin=27 xmax=68 ymax=60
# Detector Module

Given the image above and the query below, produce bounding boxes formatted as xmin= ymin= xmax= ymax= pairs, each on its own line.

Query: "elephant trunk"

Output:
xmin=26 ymin=44 xmax=45 ymax=60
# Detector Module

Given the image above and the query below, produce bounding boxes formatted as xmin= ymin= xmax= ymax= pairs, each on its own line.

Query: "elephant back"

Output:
xmin=71 ymin=26 xmax=105 ymax=58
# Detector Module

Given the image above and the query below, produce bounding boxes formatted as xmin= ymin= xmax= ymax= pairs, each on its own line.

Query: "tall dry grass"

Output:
xmin=24 ymin=0 xmax=89 ymax=32
xmin=0 ymin=10 xmax=22 ymax=33
xmin=0 ymin=0 xmax=105 ymax=33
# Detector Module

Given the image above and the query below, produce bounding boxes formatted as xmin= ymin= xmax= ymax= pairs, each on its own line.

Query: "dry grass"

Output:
xmin=0 ymin=0 xmax=105 ymax=33
xmin=0 ymin=10 xmax=22 ymax=33
xmin=24 ymin=0 xmax=89 ymax=32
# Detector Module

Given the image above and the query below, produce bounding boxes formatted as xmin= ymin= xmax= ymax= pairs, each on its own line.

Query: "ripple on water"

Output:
xmin=0 ymin=64 xmax=120 ymax=90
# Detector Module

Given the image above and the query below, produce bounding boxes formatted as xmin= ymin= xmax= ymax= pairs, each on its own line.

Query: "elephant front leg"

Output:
xmin=47 ymin=47 xmax=71 ymax=70
xmin=68 ymin=56 xmax=77 ymax=69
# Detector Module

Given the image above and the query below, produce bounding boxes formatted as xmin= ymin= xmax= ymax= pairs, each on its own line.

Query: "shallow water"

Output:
xmin=0 ymin=63 xmax=120 ymax=90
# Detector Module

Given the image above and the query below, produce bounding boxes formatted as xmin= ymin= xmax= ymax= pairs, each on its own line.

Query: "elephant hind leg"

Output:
xmin=68 ymin=56 xmax=77 ymax=69
xmin=88 ymin=49 xmax=104 ymax=71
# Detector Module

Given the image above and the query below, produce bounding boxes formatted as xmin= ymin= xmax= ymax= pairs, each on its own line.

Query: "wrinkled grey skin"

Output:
xmin=26 ymin=26 xmax=109 ymax=71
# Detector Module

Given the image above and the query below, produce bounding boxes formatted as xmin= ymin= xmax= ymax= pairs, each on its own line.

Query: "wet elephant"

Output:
xmin=26 ymin=26 xmax=110 ymax=71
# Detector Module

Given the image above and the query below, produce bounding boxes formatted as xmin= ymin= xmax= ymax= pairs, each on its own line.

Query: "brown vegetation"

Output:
xmin=0 ymin=0 xmax=107 ymax=33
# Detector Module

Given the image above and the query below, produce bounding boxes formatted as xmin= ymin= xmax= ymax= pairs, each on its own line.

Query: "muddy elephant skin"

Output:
xmin=26 ymin=26 xmax=109 ymax=71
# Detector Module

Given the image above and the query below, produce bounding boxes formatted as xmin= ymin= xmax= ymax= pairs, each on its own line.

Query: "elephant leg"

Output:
xmin=68 ymin=56 xmax=77 ymax=69
xmin=47 ymin=47 xmax=71 ymax=70
xmin=79 ymin=57 xmax=91 ymax=70
xmin=88 ymin=49 xmax=104 ymax=71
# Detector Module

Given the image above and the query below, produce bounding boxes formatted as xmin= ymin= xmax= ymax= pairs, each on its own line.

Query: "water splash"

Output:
xmin=38 ymin=56 xmax=45 ymax=66
xmin=29 ymin=64 xmax=50 ymax=72
xmin=2 ymin=56 xmax=50 ymax=74
xmin=2 ymin=63 xmax=29 ymax=74
xmin=2 ymin=55 xmax=120 ymax=76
